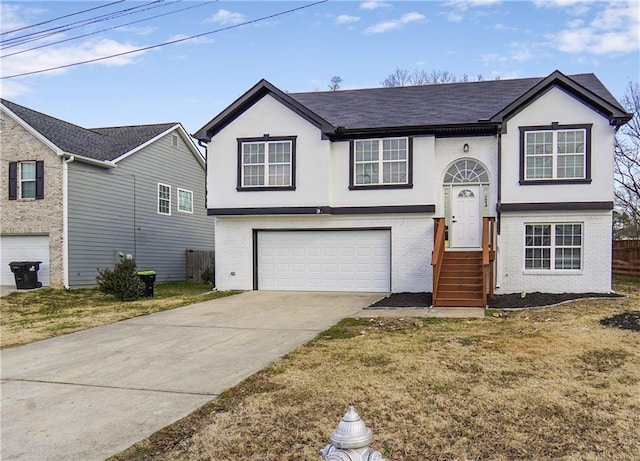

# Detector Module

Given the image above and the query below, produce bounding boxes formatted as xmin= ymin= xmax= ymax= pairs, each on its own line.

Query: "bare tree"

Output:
xmin=329 ymin=75 xmax=342 ymax=91
xmin=614 ymin=81 xmax=640 ymax=236
xmin=381 ymin=68 xmax=484 ymax=87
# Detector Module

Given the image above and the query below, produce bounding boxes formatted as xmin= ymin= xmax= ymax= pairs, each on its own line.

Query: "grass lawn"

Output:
xmin=0 ymin=282 xmax=239 ymax=348
xmin=110 ymin=278 xmax=640 ymax=461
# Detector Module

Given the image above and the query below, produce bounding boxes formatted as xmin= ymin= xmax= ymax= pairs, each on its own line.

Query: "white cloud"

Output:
xmin=360 ymin=1 xmax=391 ymax=10
xmin=534 ymin=0 xmax=593 ymax=15
xmin=447 ymin=12 xmax=463 ymax=22
xmin=0 ymin=80 xmax=31 ymax=99
xmin=335 ymin=15 xmax=361 ymax=25
xmin=552 ymin=1 xmax=639 ymax=55
xmin=207 ymin=9 xmax=245 ymax=25
xmin=365 ymin=12 xmax=425 ymax=34
xmin=446 ymin=0 xmax=501 ymax=10
xmin=1 ymin=38 xmax=145 ymax=79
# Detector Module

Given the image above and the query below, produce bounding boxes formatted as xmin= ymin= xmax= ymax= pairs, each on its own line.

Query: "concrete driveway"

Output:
xmin=0 ymin=291 xmax=383 ymax=461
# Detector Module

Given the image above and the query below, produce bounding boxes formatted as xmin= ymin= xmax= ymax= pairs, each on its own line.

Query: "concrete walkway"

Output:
xmin=0 ymin=291 xmax=383 ymax=461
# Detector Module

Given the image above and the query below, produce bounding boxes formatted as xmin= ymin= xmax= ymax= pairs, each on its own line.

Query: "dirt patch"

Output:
xmin=368 ymin=291 xmax=623 ymax=309
xmin=600 ymin=311 xmax=640 ymax=332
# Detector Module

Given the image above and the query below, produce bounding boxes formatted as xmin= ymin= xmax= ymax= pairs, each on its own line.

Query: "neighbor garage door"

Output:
xmin=257 ymin=230 xmax=390 ymax=292
xmin=0 ymin=235 xmax=50 ymax=287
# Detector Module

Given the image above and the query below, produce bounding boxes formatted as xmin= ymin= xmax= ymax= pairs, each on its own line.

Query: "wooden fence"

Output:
xmin=186 ymin=250 xmax=214 ymax=283
xmin=612 ymin=240 xmax=640 ymax=278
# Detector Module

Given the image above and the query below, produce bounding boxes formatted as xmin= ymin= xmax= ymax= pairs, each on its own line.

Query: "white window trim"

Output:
xmin=240 ymin=140 xmax=293 ymax=188
xmin=353 ymin=137 xmax=409 ymax=186
xmin=177 ymin=188 xmax=193 ymax=214
xmin=524 ymin=128 xmax=586 ymax=181
xmin=523 ymin=222 xmax=583 ymax=272
xmin=158 ymin=183 xmax=171 ymax=215
xmin=19 ymin=161 xmax=36 ymax=199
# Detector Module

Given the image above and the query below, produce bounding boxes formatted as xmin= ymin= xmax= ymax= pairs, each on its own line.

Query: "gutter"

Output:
xmin=62 ymin=155 xmax=75 ymax=289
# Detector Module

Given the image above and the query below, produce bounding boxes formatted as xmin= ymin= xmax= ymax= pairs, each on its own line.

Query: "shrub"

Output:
xmin=201 ymin=266 xmax=215 ymax=285
xmin=97 ymin=259 xmax=145 ymax=301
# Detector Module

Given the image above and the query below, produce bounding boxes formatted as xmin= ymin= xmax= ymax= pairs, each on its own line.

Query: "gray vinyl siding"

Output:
xmin=68 ymin=132 xmax=213 ymax=286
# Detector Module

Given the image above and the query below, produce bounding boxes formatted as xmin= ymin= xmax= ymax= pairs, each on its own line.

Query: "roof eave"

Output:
xmin=330 ymin=122 xmax=500 ymax=140
xmin=193 ymin=79 xmax=336 ymax=141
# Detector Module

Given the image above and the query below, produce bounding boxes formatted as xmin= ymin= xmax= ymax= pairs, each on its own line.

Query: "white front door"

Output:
xmin=451 ymin=185 xmax=481 ymax=248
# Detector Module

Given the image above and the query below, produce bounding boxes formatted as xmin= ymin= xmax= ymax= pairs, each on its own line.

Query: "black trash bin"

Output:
xmin=9 ymin=261 xmax=43 ymax=289
xmin=137 ymin=270 xmax=156 ymax=297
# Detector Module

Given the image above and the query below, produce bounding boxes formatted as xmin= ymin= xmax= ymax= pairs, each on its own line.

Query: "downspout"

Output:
xmin=198 ymin=139 xmax=208 ymax=210
xmin=495 ymin=128 xmax=502 ymax=290
xmin=62 ymin=155 xmax=75 ymax=289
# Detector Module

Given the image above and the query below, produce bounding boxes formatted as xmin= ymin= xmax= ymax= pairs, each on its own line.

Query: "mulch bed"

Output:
xmin=600 ymin=311 xmax=640 ymax=332
xmin=368 ymin=291 xmax=624 ymax=309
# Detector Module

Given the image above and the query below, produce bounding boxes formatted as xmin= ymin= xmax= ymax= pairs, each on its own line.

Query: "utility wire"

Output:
xmin=1 ymin=0 xmax=328 ymax=80
xmin=1 ymin=0 xmax=126 ymax=36
xmin=1 ymin=0 xmax=167 ymax=48
xmin=1 ymin=1 xmax=217 ymax=59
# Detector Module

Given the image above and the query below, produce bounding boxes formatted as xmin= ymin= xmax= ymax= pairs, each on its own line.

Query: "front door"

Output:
xmin=451 ymin=185 xmax=480 ymax=248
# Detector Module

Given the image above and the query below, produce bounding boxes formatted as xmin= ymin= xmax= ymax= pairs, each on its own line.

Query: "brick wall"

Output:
xmin=0 ymin=110 xmax=65 ymax=287
xmin=214 ymin=214 xmax=433 ymax=293
xmin=497 ymin=211 xmax=612 ymax=294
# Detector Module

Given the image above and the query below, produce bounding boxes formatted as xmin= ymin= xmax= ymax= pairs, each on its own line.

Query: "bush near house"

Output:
xmin=96 ymin=259 xmax=145 ymax=301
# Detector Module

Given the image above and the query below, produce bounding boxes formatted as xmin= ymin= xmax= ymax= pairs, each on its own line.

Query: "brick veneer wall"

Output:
xmin=0 ymin=111 xmax=65 ymax=288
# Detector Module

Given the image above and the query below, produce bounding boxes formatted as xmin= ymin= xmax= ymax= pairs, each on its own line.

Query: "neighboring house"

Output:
xmin=193 ymin=70 xmax=631 ymax=306
xmin=1 ymin=99 xmax=213 ymax=288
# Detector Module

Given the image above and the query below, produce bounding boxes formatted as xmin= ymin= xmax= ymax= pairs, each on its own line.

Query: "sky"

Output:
xmin=1 ymin=0 xmax=638 ymax=136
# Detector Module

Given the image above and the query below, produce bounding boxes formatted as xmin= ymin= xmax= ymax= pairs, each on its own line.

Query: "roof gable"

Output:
xmin=193 ymin=79 xmax=335 ymax=141
xmin=1 ymin=99 xmax=202 ymax=166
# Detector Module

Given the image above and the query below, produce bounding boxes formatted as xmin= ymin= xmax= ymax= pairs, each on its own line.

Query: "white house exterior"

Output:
xmin=194 ymin=71 xmax=630 ymax=302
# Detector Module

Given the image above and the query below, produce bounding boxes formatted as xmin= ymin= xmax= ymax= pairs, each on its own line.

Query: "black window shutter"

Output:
xmin=35 ymin=160 xmax=44 ymax=199
xmin=8 ymin=161 xmax=17 ymax=200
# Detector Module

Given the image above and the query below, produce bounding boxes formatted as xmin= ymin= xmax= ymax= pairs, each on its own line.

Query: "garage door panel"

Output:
xmin=257 ymin=230 xmax=390 ymax=292
xmin=0 ymin=235 xmax=50 ymax=286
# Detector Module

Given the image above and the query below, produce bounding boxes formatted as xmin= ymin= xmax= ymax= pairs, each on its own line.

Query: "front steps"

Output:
xmin=434 ymin=250 xmax=485 ymax=307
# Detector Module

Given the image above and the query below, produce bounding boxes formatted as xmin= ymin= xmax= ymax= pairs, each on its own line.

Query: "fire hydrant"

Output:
xmin=320 ymin=405 xmax=386 ymax=461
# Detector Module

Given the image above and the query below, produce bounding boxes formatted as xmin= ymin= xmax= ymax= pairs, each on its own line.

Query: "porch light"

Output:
xmin=463 ymin=143 xmax=469 ymax=153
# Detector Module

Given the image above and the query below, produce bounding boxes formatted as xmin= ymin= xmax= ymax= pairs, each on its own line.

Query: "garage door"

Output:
xmin=257 ymin=230 xmax=390 ymax=292
xmin=0 ymin=235 xmax=50 ymax=286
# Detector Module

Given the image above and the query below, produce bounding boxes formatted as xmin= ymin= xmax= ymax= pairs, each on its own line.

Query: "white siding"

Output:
xmin=501 ymin=87 xmax=615 ymax=204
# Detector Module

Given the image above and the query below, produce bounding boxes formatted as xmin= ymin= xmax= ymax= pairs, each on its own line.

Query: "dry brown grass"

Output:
xmin=0 ymin=283 xmax=238 ymax=348
xmin=111 ymin=278 xmax=639 ymax=460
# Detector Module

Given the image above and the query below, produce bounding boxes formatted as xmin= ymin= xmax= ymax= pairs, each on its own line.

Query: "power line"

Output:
xmin=1 ymin=1 xmax=217 ymax=59
xmin=0 ymin=0 xmax=126 ymax=36
xmin=1 ymin=0 xmax=328 ymax=80
xmin=1 ymin=0 xmax=167 ymax=48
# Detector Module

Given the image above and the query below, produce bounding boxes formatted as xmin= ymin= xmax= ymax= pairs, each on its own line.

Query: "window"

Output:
xmin=520 ymin=125 xmax=591 ymax=183
xmin=350 ymin=137 xmax=412 ymax=189
xmin=524 ymin=223 xmax=582 ymax=270
xmin=8 ymin=160 xmax=44 ymax=200
xmin=237 ymin=136 xmax=296 ymax=190
xmin=158 ymin=183 xmax=171 ymax=215
xmin=178 ymin=188 xmax=193 ymax=213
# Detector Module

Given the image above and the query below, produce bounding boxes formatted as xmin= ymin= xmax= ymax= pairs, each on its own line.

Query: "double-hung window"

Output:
xmin=20 ymin=161 xmax=37 ymax=199
xmin=351 ymin=137 xmax=412 ymax=188
xmin=178 ymin=188 xmax=193 ymax=213
xmin=158 ymin=183 xmax=171 ymax=215
xmin=520 ymin=125 xmax=591 ymax=183
xmin=524 ymin=223 xmax=582 ymax=270
xmin=237 ymin=136 xmax=296 ymax=190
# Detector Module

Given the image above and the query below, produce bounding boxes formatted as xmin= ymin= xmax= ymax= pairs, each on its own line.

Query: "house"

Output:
xmin=193 ymin=70 xmax=631 ymax=306
xmin=1 ymin=99 xmax=213 ymax=289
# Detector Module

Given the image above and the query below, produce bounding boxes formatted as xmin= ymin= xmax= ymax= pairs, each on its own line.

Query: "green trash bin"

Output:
xmin=136 ymin=270 xmax=156 ymax=297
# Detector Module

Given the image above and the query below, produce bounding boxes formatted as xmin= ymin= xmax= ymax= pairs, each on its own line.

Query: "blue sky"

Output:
xmin=1 ymin=1 xmax=638 ymax=135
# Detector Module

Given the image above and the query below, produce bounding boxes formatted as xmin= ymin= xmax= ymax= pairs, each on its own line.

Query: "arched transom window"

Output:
xmin=444 ymin=159 xmax=489 ymax=184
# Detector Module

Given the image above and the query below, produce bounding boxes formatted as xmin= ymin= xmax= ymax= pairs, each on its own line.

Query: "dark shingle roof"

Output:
xmin=288 ymin=73 xmax=625 ymax=130
xmin=1 ymin=98 xmax=176 ymax=162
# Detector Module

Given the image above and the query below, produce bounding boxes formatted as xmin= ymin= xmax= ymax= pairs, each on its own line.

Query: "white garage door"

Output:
xmin=257 ymin=230 xmax=390 ymax=292
xmin=0 ymin=235 xmax=50 ymax=287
